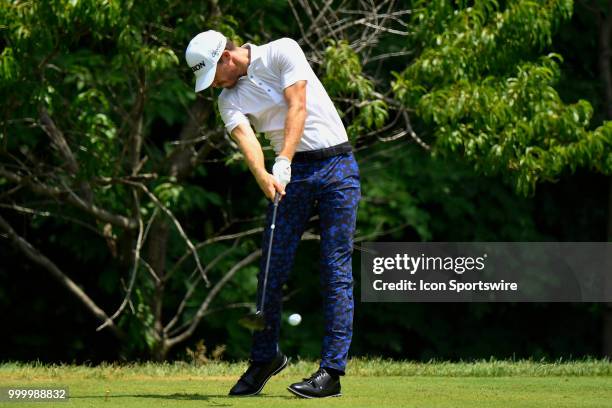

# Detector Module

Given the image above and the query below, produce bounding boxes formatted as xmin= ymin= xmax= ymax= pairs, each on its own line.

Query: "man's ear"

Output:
xmin=219 ymin=50 xmax=230 ymax=65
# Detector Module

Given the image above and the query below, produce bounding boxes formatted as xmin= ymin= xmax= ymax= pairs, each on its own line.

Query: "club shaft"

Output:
xmin=260 ymin=191 xmax=280 ymax=315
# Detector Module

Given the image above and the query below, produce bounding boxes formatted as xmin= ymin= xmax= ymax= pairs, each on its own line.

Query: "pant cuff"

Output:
xmin=320 ymin=364 xmax=346 ymax=376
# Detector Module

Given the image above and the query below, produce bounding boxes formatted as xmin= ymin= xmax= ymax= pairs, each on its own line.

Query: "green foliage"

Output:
xmin=393 ymin=0 xmax=611 ymax=196
xmin=409 ymin=0 xmax=573 ymax=60
xmin=153 ymin=181 xmax=222 ymax=213
xmin=0 ymin=0 xmax=246 ymax=358
xmin=0 ymin=46 xmax=18 ymax=86
xmin=358 ymin=147 xmax=433 ymax=241
xmin=133 ymin=286 xmax=157 ymax=351
xmin=322 ymin=39 xmax=389 ymax=141
xmin=356 ymin=140 xmax=543 ymax=242
xmin=1 ymin=0 xmax=609 ymax=364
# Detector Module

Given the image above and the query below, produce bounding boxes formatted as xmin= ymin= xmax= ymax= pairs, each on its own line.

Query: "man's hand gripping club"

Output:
xmin=229 ymin=123 xmax=289 ymax=202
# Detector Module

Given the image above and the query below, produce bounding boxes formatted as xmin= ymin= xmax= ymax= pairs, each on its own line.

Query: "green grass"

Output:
xmin=1 ymin=358 xmax=611 ymax=407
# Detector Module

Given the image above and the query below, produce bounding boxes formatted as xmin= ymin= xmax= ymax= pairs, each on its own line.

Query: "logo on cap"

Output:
xmin=211 ymin=40 xmax=224 ymax=59
xmin=191 ymin=60 xmax=207 ymax=72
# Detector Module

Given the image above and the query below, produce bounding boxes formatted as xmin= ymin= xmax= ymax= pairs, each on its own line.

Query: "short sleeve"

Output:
xmin=270 ymin=38 xmax=310 ymax=90
xmin=218 ymin=95 xmax=250 ymax=134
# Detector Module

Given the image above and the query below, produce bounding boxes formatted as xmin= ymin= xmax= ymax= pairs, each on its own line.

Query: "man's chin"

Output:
xmin=225 ymin=78 xmax=240 ymax=89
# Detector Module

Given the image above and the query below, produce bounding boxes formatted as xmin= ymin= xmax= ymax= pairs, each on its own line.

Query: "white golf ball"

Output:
xmin=288 ymin=313 xmax=302 ymax=326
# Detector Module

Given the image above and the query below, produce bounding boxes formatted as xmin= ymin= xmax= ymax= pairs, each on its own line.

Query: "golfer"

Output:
xmin=185 ymin=30 xmax=361 ymax=398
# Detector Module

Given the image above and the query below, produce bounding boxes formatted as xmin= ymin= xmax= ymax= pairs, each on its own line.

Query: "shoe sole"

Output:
xmin=286 ymin=386 xmax=342 ymax=399
xmin=229 ymin=355 xmax=289 ymax=397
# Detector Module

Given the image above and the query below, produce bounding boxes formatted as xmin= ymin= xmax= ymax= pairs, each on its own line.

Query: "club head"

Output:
xmin=238 ymin=310 xmax=266 ymax=331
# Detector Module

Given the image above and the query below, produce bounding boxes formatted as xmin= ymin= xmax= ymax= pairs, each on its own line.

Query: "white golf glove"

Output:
xmin=272 ymin=155 xmax=291 ymax=188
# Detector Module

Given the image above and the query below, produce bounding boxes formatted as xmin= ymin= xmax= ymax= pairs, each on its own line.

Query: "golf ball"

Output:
xmin=288 ymin=313 xmax=302 ymax=326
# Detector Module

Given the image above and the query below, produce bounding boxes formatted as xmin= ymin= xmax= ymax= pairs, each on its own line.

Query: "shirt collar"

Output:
xmin=243 ymin=43 xmax=262 ymax=73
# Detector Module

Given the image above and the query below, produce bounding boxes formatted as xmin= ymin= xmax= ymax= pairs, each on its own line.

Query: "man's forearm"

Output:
xmin=233 ymin=128 xmax=267 ymax=180
xmin=279 ymin=104 xmax=307 ymax=161
xmin=243 ymin=139 xmax=267 ymax=180
xmin=230 ymin=123 xmax=284 ymax=201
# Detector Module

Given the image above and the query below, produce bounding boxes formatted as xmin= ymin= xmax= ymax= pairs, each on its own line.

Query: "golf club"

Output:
xmin=239 ymin=190 xmax=281 ymax=331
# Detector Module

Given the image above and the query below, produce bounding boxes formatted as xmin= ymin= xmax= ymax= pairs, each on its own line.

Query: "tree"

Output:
xmin=1 ymin=0 xmax=609 ymax=362
xmin=391 ymin=0 xmax=612 ymax=196
xmin=0 ymin=0 xmax=265 ymax=360
xmin=0 ymin=0 xmax=418 ymax=361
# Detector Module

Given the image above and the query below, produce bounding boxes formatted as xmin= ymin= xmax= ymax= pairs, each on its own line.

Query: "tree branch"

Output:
xmin=0 ymin=167 xmax=138 ymax=230
xmin=166 ymin=250 xmax=261 ymax=348
xmin=123 ymin=180 xmax=210 ymax=287
xmin=97 ymin=189 xmax=145 ymax=331
xmin=0 ymin=213 xmax=125 ymax=339
xmin=39 ymin=108 xmax=80 ymax=175
xmin=166 ymin=226 xmax=264 ymax=281
xmin=164 ymin=239 xmax=240 ymax=335
xmin=39 ymin=107 xmax=94 ymax=203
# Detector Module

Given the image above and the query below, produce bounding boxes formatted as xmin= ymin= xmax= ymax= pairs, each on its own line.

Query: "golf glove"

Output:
xmin=272 ymin=155 xmax=291 ymax=187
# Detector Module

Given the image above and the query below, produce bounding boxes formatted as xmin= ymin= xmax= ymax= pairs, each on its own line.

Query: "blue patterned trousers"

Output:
xmin=250 ymin=151 xmax=361 ymax=375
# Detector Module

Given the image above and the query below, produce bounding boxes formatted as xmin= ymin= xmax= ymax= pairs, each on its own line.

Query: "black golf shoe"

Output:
xmin=287 ymin=367 xmax=342 ymax=398
xmin=228 ymin=350 xmax=288 ymax=396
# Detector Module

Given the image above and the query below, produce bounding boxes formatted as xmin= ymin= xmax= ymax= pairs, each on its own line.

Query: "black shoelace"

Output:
xmin=302 ymin=369 xmax=327 ymax=386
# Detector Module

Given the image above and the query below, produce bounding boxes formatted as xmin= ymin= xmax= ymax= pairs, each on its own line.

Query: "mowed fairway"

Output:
xmin=1 ymin=359 xmax=611 ymax=407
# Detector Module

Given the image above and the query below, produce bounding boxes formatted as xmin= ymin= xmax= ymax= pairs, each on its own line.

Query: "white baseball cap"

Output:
xmin=185 ymin=30 xmax=227 ymax=92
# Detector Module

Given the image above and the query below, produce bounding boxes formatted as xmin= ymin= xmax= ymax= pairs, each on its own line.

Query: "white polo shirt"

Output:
xmin=217 ymin=38 xmax=348 ymax=154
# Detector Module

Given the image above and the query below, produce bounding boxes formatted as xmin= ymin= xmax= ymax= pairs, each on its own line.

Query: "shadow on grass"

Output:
xmin=71 ymin=392 xmax=296 ymax=401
